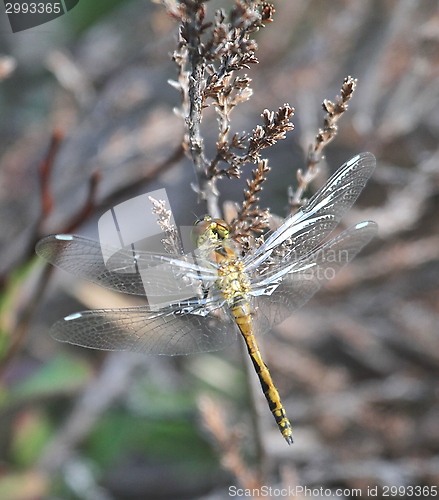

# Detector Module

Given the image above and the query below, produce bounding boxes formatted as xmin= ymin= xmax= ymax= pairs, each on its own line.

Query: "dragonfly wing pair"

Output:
xmin=249 ymin=220 xmax=377 ymax=335
xmin=52 ymin=301 xmax=237 ymax=356
xmin=36 ymin=234 xmax=217 ymax=298
xmin=244 ymin=152 xmax=376 ymax=272
xmin=36 ymin=152 xmax=377 ymax=356
xmin=36 ymin=235 xmax=239 ymax=354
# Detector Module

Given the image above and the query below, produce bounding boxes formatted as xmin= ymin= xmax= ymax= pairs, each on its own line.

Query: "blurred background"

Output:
xmin=0 ymin=0 xmax=439 ymax=498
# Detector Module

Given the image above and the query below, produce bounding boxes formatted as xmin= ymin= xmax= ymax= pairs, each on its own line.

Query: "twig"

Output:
xmin=329 ymin=235 xmax=439 ymax=291
xmin=353 ymin=0 xmax=419 ymax=135
xmin=289 ymin=76 xmax=357 ymax=211
xmin=64 ymin=171 xmax=101 ymax=234
xmin=148 ymin=196 xmax=183 ymax=254
xmin=180 ymin=1 xmax=210 ymax=193
xmin=0 ymin=129 xmax=64 ymax=373
xmin=45 ymin=50 xmax=95 ymax=108
xmin=197 ymin=394 xmax=263 ymax=489
xmin=230 ymin=159 xmax=270 ymax=245
xmin=0 ymin=264 xmax=54 ymax=379
xmin=37 ymin=129 xmax=64 ymax=231
xmin=0 ymin=169 xmax=100 ymax=376
xmin=165 ymin=1 xmax=281 ymax=218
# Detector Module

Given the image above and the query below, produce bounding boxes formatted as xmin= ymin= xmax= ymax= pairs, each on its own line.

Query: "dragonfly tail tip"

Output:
xmin=285 ymin=435 xmax=294 ymax=445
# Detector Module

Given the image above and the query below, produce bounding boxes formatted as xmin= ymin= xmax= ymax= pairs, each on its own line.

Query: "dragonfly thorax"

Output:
xmin=217 ymin=259 xmax=251 ymax=305
xmin=192 ymin=216 xmax=250 ymax=304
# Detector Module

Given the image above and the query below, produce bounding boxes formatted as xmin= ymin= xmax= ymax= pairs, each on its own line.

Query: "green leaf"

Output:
xmin=128 ymin=380 xmax=195 ymax=418
xmin=66 ymin=0 xmax=134 ymax=34
xmin=3 ymin=354 xmax=91 ymax=408
xmin=86 ymin=410 xmax=216 ymax=471
xmin=10 ymin=409 xmax=53 ymax=467
xmin=0 ymin=471 xmax=48 ymax=500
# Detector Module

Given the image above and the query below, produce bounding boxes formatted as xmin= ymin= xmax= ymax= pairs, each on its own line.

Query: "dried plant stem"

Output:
xmin=64 ymin=171 xmax=100 ymax=234
xmin=0 ymin=130 xmax=104 ymax=372
xmin=166 ymin=1 xmax=282 ymax=218
xmin=181 ymin=2 xmax=219 ymax=214
xmin=289 ymin=76 xmax=357 ymax=211
xmin=231 ymin=159 xmax=271 ymax=243
xmin=198 ymin=394 xmax=263 ymax=489
xmin=38 ymin=129 xmax=63 ymax=221
xmin=148 ymin=196 xmax=183 ymax=254
xmin=186 ymin=31 xmax=207 ymax=172
xmin=0 ymin=264 xmax=54 ymax=379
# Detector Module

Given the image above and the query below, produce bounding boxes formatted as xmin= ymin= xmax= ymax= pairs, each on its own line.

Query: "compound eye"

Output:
xmin=192 ymin=219 xmax=211 ymax=235
xmin=191 ymin=218 xmax=212 ymax=247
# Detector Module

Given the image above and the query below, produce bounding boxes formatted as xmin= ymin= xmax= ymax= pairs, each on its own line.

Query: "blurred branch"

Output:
xmin=197 ymin=394 xmax=263 ymax=489
xmin=0 ymin=130 xmax=64 ymax=374
xmin=353 ymin=0 xmax=420 ymax=135
xmin=0 ymin=127 xmax=185 ymax=374
xmin=64 ymin=171 xmax=100 ymax=234
xmin=38 ymin=129 xmax=63 ymax=223
xmin=0 ymin=264 xmax=54 ymax=379
xmin=0 ymin=55 xmax=16 ymax=80
xmin=330 ymin=235 xmax=439 ymax=291
xmin=0 ymin=134 xmax=102 ymax=376
xmin=46 ymin=50 xmax=95 ymax=108
xmin=346 ymin=148 xmax=439 ymax=236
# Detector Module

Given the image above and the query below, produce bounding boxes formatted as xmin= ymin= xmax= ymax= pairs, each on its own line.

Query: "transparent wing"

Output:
xmin=36 ymin=234 xmax=217 ymax=298
xmin=50 ymin=297 xmax=238 ymax=355
xmin=249 ymin=221 xmax=378 ymax=335
xmin=244 ymin=152 xmax=376 ymax=272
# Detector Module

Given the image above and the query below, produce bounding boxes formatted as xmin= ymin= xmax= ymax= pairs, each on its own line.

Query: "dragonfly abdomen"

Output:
xmin=232 ymin=297 xmax=294 ymax=445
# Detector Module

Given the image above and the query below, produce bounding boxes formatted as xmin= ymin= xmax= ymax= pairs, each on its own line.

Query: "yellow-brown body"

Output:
xmin=193 ymin=216 xmax=293 ymax=444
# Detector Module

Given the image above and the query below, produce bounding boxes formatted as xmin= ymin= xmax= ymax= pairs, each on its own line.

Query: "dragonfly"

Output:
xmin=36 ymin=152 xmax=378 ymax=445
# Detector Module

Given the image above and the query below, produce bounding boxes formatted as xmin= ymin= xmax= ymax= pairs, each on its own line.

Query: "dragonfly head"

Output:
xmin=191 ymin=215 xmax=230 ymax=247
